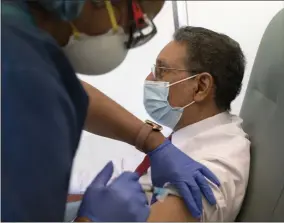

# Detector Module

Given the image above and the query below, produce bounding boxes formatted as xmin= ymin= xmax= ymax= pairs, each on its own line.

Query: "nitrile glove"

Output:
xmin=148 ymin=140 xmax=220 ymax=219
xmin=78 ymin=161 xmax=150 ymax=222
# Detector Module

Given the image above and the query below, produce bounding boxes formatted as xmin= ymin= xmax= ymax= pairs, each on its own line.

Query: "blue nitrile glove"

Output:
xmin=148 ymin=139 xmax=220 ymax=219
xmin=78 ymin=161 xmax=150 ymax=222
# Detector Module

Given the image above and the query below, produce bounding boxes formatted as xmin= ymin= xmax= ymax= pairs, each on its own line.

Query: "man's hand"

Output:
xmin=148 ymin=140 xmax=220 ymax=219
xmin=77 ymin=162 xmax=150 ymax=222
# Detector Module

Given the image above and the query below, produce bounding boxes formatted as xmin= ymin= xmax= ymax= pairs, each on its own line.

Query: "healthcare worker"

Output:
xmin=2 ymin=0 xmax=220 ymax=221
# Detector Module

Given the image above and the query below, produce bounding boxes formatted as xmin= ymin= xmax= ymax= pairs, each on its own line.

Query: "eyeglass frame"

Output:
xmin=151 ymin=64 xmax=202 ymax=80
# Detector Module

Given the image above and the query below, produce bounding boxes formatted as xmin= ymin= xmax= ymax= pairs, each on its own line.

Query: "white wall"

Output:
xmin=185 ymin=1 xmax=284 ymax=115
xmin=69 ymin=2 xmax=175 ymax=193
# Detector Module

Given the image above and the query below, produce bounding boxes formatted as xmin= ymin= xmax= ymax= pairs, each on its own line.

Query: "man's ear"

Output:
xmin=193 ymin=73 xmax=214 ymax=102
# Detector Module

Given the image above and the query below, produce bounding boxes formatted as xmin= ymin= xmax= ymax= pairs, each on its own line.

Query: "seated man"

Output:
xmin=67 ymin=26 xmax=250 ymax=222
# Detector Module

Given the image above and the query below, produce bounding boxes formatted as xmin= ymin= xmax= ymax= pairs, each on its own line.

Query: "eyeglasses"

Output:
xmin=151 ymin=64 xmax=191 ymax=80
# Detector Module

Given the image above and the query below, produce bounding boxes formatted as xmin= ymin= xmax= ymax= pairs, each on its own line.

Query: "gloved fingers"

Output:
xmin=129 ymin=187 xmax=149 ymax=206
xmin=200 ymin=166 xmax=220 ymax=187
xmin=138 ymin=192 xmax=149 ymax=206
xmin=137 ymin=204 xmax=151 ymax=222
xmin=89 ymin=161 xmax=114 ymax=188
xmin=142 ymin=194 xmax=150 ymax=206
xmin=111 ymin=171 xmax=144 ymax=198
xmin=172 ymin=181 xmax=201 ymax=219
xmin=187 ymin=181 xmax=203 ymax=215
xmin=116 ymin=171 xmax=140 ymax=182
xmin=135 ymin=183 xmax=150 ymax=206
xmin=150 ymin=196 xmax=157 ymax=205
xmin=195 ymin=172 xmax=217 ymax=205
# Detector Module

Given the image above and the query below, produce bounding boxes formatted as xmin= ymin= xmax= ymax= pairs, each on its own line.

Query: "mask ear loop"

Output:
xmin=182 ymin=101 xmax=195 ymax=109
xmin=105 ymin=0 xmax=118 ymax=32
xmin=69 ymin=22 xmax=81 ymax=40
xmin=167 ymin=74 xmax=198 ymax=109
xmin=168 ymin=74 xmax=198 ymax=87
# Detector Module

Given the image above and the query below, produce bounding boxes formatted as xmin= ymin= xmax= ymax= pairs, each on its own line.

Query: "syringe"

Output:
xmin=141 ymin=184 xmax=171 ymax=202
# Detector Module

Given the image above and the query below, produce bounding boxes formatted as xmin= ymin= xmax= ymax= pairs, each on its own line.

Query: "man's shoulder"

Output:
xmin=188 ymin=113 xmax=251 ymax=179
xmin=194 ymin=114 xmax=250 ymax=221
xmin=179 ymin=113 xmax=250 ymax=158
xmin=204 ymin=113 xmax=248 ymax=137
xmin=202 ymin=113 xmax=250 ymax=160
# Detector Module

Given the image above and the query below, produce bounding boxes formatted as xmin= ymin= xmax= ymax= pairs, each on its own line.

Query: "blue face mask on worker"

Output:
xmin=144 ymin=70 xmax=197 ymax=129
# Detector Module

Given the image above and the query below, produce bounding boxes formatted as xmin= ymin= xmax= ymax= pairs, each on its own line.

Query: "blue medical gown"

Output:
xmin=1 ymin=4 xmax=89 ymax=222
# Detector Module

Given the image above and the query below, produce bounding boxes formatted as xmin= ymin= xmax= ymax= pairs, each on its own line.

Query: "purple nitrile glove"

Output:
xmin=148 ymin=140 xmax=220 ymax=218
xmin=78 ymin=161 xmax=150 ymax=222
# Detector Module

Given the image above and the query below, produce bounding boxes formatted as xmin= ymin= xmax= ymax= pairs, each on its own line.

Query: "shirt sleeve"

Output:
xmin=196 ymin=159 xmax=234 ymax=222
xmin=162 ymin=158 xmax=243 ymax=222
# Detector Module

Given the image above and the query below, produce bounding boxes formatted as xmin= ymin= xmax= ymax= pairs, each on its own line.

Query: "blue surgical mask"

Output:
xmin=143 ymin=75 xmax=197 ymax=129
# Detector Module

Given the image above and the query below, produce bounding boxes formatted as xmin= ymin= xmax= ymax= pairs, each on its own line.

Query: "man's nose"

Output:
xmin=146 ymin=73 xmax=155 ymax=81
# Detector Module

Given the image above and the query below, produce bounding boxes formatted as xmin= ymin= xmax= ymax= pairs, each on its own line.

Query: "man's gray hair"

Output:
xmin=173 ymin=26 xmax=246 ymax=111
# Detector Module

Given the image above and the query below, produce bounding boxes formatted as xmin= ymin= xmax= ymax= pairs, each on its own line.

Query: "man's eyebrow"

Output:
xmin=156 ymin=59 xmax=170 ymax=68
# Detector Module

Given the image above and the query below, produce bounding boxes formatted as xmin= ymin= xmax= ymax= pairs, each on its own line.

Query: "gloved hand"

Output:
xmin=148 ymin=139 xmax=220 ymax=219
xmin=77 ymin=161 xmax=150 ymax=222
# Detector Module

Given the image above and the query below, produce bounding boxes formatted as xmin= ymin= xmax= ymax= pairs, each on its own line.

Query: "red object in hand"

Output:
xmin=135 ymin=155 xmax=150 ymax=177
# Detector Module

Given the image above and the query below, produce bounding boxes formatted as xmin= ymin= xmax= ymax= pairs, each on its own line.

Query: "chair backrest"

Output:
xmin=237 ymin=8 xmax=284 ymax=221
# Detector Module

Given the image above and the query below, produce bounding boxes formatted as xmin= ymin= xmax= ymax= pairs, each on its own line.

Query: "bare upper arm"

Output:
xmin=67 ymin=194 xmax=198 ymax=221
xmin=147 ymin=195 xmax=198 ymax=222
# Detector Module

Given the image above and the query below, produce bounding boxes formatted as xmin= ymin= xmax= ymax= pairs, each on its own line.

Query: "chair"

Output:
xmin=237 ymin=8 xmax=284 ymax=221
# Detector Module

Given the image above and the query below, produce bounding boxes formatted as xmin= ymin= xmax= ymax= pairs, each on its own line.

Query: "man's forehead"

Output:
xmin=156 ymin=41 xmax=187 ymax=67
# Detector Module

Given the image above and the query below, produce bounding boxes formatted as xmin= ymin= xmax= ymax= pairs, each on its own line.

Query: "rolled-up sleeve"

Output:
xmin=163 ymin=156 xmax=246 ymax=222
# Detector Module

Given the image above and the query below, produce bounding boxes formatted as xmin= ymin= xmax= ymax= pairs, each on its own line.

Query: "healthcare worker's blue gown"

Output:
xmin=2 ymin=2 xmax=89 ymax=221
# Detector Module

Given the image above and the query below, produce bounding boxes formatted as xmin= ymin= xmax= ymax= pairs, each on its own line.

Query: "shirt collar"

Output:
xmin=172 ymin=112 xmax=232 ymax=142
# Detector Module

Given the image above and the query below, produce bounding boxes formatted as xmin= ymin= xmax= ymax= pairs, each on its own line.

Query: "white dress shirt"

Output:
xmin=140 ymin=112 xmax=251 ymax=221
xmin=69 ymin=112 xmax=250 ymax=222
